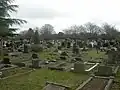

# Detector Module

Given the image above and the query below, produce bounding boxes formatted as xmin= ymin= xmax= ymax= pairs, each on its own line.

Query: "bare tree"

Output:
xmin=102 ymin=23 xmax=119 ymax=38
xmin=63 ymin=29 xmax=72 ymax=35
xmin=40 ymin=24 xmax=56 ymax=35
xmin=84 ymin=22 xmax=102 ymax=35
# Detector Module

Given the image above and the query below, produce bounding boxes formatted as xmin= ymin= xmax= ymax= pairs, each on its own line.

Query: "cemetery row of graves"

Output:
xmin=0 ymin=39 xmax=120 ymax=90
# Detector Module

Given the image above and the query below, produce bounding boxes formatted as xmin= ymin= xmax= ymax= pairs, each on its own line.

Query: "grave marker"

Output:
xmin=73 ymin=62 xmax=85 ymax=73
xmin=95 ymin=66 xmax=113 ymax=76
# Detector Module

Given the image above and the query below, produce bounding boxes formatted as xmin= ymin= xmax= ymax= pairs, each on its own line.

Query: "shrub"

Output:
xmin=32 ymin=53 xmax=38 ymax=59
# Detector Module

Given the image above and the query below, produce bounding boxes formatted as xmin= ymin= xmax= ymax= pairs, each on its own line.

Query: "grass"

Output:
xmin=111 ymin=69 xmax=120 ymax=90
xmin=0 ymin=69 xmax=88 ymax=90
xmin=1 ymin=67 xmax=31 ymax=78
xmin=0 ymin=49 xmax=108 ymax=90
xmin=39 ymin=51 xmax=58 ymax=60
xmin=82 ymin=49 xmax=107 ymax=62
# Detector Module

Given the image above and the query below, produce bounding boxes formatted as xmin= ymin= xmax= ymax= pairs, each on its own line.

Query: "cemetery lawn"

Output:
xmin=1 ymin=67 xmax=32 ymax=78
xmin=110 ymin=69 xmax=120 ymax=90
xmin=82 ymin=49 xmax=107 ymax=62
xmin=39 ymin=51 xmax=58 ymax=60
xmin=0 ymin=69 xmax=88 ymax=90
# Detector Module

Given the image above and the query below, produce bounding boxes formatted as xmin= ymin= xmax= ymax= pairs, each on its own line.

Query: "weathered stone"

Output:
xmin=1 ymin=57 xmax=11 ymax=64
xmin=61 ymin=41 xmax=66 ymax=48
xmin=95 ymin=66 xmax=113 ymax=76
xmin=32 ymin=60 xmax=41 ymax=68
xmin=73 ymin=62 xmax=85 ymax=73
xmin=73 ymin=43 xmax=79 ymax=54
xmin=23 ymin=44 xmax=28 ymax=53
xmin=67 ymin=42 xmax=71 ymax=48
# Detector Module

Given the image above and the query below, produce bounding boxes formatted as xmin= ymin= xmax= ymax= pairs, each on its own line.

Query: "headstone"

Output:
xmin=73 ymin=43 xmax=79 ymax=54
xmin=23 ymin=44 xmax=28 ymax=53
xmin=32 ymin=59 xmax=41 ymax=68
xmin=61 ymin=41 xmax=66 ymax=48
xmin=107 ymin=50 xmax=116 ymax=64
xmin=73 ymin=62 xmax=85 ymax=73
xmin=1 ymin=57 xmax=11 ymax=64
xmin=67 ymin=42 xmax=71 ymax=48
xmin=95 ymin=66 xmax=113 ymax=76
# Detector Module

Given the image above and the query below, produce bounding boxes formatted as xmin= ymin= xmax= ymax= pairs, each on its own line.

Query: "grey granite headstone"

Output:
xmin=32 ymin=59 xmax=41 ymax=68
xmin=96 ymin=66 xmax=113 ymax=76
xmin=74 ymin=62 xmax=85 ymax=73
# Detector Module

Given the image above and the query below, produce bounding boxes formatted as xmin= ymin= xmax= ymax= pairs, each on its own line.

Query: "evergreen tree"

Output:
xmin=33 ymin=30 xmax=40 ymax=44
xmin=0 ymin=0 xmax=27 ymax=37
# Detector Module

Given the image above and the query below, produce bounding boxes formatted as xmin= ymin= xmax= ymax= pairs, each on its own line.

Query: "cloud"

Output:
xmin=15 ymin=5 xmax=70 ymax=19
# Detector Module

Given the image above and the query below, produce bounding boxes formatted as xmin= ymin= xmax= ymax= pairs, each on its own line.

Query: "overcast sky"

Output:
xmin=13 ymin=0 xmax=120 ymax=32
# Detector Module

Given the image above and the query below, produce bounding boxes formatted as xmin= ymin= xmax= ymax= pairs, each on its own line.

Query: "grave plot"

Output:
xmin=75 ymin=65 xmax=120 ymax=90
xmin=71 ymin=62 xmax=99 ymax=73
xmin=0 ymin=68 xmax=88 ymax=90
xmin=30 ymin=60 xmax=55 ymax=68
xmin=94 ymin=65 xmax=118 ymax=77
xmin=76 ymin=77 xmax=109 ymax=90
xmin=9 ymin=53 xmax=32 ymax=63
xmin=43 ymin=81 xmax=70 ymax=90
xmin=81 ymin=49 xmax=106 ymax=63
xmin=84 ymin=62 xmax=99 ymax=72
xmin=0 ymin=67 xmax=32 ymax=78
xmin=48 ymin=61 xmax=73 ymax=71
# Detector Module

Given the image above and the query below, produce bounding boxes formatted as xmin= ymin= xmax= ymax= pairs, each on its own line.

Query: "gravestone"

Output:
xmin=23 ymin=44 xmax=28 ymax=53
xmin=61 ymin=41 xmax=66 ymax=48
xmin=73 ymin=43 xmax=79 ymax=54
xmin=32 ymin=59 xmax=41 ymax=68
xmin=1 ymin=57 xmax=11 ymax=64
xmin=95 ymin=66 xmax=113 ymax=76
xmin=73 ymin=62 xmax=85 ymax=73
xmin=67 ymin=42 xmax=71 ymax=48
xmin=107 ymin=50 xmax=116 ymax=64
